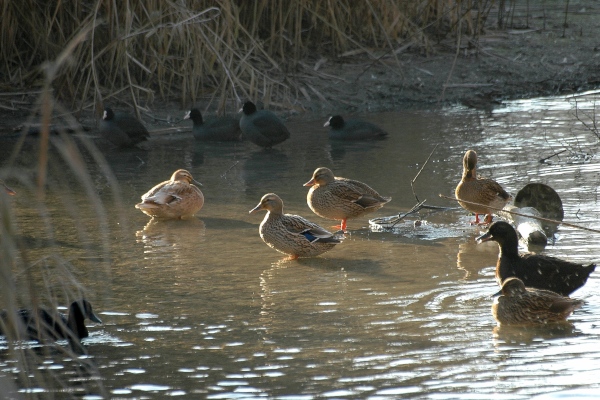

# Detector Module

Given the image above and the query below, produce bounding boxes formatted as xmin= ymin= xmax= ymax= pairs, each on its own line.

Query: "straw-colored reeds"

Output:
xmin=0 ymin=24 xmax=119 ymax=396
xmin=1 ymin=1 xmax=494 ymax=114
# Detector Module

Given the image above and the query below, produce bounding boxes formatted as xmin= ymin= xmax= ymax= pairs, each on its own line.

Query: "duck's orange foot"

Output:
xmin=469 ymin=214 xmax=482 ymax=225
xmin=284 ymin=254 xmax=300 ymax=261
xmin=469 ymin=214 xmax=492 ymax=226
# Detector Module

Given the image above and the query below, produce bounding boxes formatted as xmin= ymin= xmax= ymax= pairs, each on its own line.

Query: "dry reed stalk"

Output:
xmin=0 ymin=21 xmax=123 ymax=396
xmin=1 ymin=1 xmax=494 ymax=113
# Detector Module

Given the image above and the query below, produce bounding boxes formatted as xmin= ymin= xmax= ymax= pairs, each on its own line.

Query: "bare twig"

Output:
xmin=439 ymin=194 xmax=600 ymax=234
xmin=411 ymin=144 xmax=438 ymax=202
xmin=539 ymin=149 xmax=567 ymax=163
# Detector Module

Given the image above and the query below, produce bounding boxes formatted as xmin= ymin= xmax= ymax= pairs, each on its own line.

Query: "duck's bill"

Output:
xmin=90 ymin=312 xmax=102 ymax=324
xmin=249 ymin=204 xmax=263 ymax=214
xmin=475 ymin=232 xmax=492 ymax=244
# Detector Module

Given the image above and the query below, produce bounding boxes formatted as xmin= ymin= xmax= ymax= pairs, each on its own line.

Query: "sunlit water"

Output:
xmin=1 ymin=91 xmax=600 ymax=398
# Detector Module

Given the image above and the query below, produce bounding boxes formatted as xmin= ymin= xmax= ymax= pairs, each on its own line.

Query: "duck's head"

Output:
xmin=184 ymin=109 xmax=203 ymax=124
xmin=493 ymin=277 xmax=527 ymax=298
xmin=239 ymin=101 xmax=257 ymax=116
xmin=476 ymin=221 xmax=517 ymax=246
xmin=304 ymin=167 xmax=335 ymax=187
xmin=249 ymin=193 xmax=283 ymax=214
xmin=103 ymin=107 xmax=115 ymax=121
xmin=170 ymin=169 xmax=202 ymax=186
xmin=71 ymin=299 xmax=103 ymax=324
xmin=324 ymin=115 xmax=344 ymax=129
xmin=462 ymin=150 xmax=478 ymax=177
xmin=67 ymin=299 xmax=102 ymax=341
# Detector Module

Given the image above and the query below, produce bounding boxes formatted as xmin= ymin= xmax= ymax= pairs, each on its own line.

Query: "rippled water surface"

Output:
xmin=2 ymin=91 xmax=600 ymax=398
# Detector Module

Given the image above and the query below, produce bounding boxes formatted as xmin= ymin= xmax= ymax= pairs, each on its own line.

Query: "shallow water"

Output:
xmin=1 ymin=91 xmax=600 ymax=398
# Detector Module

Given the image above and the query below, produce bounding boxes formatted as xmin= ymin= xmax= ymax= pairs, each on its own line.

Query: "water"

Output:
xmin=1 ymin=91 xmax=600 ymax=398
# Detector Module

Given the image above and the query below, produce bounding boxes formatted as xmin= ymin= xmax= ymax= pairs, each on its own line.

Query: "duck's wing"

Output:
xmin=326 ymin=180 xmax=390 ymax=209
xmin=116 ymin=114 xmax=150 ymax=141
xmin=140 ymin=182 xmax=186 ymax=205
xmin=477 ymin=177 xmax=511 ymax=200
xmin=252 ymin=114 xmax=291 ymax=140
xmin=140 ymin=180 xmax=169 ymax=201
xmin=548 ymin=297 xmax=584 ymax=315
xmin=521 ymin=254 xmax=595 ymax=295
xmin=282 ymin=214 xmax=340 ymax=243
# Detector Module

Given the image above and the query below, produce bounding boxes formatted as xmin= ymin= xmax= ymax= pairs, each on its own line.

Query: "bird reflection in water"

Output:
xmin=135 ymin=218 xmax=206 ymax=259
xmin=456 ymin=235 xmax=498 ymax=280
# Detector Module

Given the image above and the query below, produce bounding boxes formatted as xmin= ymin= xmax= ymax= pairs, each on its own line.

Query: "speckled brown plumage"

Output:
xmin=477 ymin=221 xmax=596 ymax=296
xmin=249 ymin=193 xmax=342 ymax=259
xmin=136 ymin=169 xmax=204 ymax=219
xmin=492 ymin=277 xmax=584 ymax=325
xmin=455 ymin=150 xmax=511 ymax=224
xmin=304 ymin=167 xmax=391 ymax=231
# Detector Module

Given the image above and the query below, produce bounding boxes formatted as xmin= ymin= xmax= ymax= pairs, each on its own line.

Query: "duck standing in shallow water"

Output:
xmin=100 ymin=107 xmax=150 ymax=148
xmin=239 ymin=101 xmax=290 ymax=148
xmin=324 ymin=115 xmax=388 ymax=140
xmin=136 ymin=169 xmax=204 ymax=219
xmin=184 ymin=108 xmax=241 ymax=142
xmin=477 ymin=221 xmax=596 ymax=296
xmin=492 ymin=277 xmax=584 ymax=325
xmin=304 ymin=167 xmax=391 ymax=232
xmin=249 ymin=193 xmax=342 ymax=259
xmin=0 ymin=299 xmax=102 ymax=343
xmin=455 ymin=150 xmax=511 ymax=225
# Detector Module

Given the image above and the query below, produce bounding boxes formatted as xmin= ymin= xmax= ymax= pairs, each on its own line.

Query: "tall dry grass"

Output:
xmin=1 ymin=0 xmax=496 ymax=114
xmin=0 ymin=24 xmax=121 ymax=397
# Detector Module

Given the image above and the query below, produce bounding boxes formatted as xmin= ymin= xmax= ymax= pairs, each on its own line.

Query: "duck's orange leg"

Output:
xmin=331 ymin=219 xmax=348 ymax=232
xmin=471 ymin=213 xmax=493 ymax=225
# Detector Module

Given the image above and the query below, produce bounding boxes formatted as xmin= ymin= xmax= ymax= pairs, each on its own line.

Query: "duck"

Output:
xmin=492 ymin=277 xmax=584 ymax=325
xmin=135 ymin=169 xmax=204 ymax=219
xmin=100 ymin=107 xmax=150 ymax=148
xmin=1 ymin=180 xmax=16 ymax=196
xmin=476 ymin=221 xmax=596 ymax=296
xmin=239 ymin=101 xmax=290 ymax=148
xmin=184 ymin=108 xmax=241 ymax=142
xmin=324 ymin=115 xmax=388 ymax=140
xmin=249 ymin=193 xmax=342 ymax=259
xmin=304 ymin=167 xmax=391 ymax=232
xmin=0 ymin=299 xmax=102 ymax=342
xmin=455 ymin=149 xmax=511 ymax=225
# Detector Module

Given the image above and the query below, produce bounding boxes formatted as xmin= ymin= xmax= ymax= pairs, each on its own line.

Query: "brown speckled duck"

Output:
xmin=455 ymin=150 xmax=511 ymax=225
xmin=477 ymin=221 xmax=596 ymax=296
xmin=249 ymin=193 xmax=342 ymax=259
xmin=304 ymin=167 xmax=390 ymax=231
xmin=136 ymin=169 xmax=204 ymax=219
xmin=492 ymin=277 xmax=584 ymax=326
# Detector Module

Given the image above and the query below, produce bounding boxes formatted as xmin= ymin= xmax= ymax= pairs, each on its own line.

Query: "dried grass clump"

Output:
xmin=1 ymin=1 xmax=494 ymax=113
xmin=0 ymin=27 xmax=116 ymax=397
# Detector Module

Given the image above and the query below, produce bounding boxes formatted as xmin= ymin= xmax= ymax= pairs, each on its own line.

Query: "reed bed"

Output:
xmin=1 ymin=0 xmax=498 ymax=114
xmin=0 ymin=26 xmax=120 ymax=396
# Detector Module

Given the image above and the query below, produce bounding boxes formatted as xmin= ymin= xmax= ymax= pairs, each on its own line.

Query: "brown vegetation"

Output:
xmin=1 ymin=1 xmax=500 ymax=115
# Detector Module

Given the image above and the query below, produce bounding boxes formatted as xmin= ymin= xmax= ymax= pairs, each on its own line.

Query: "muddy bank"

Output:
xmin=300 ymin=3 xmax=600 ymax=114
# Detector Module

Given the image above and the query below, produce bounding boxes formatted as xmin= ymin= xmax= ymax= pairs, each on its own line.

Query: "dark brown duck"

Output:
xmin=477 ymin=221 xmax=595 ymax=296
xmin=0 ymin=299 xmax=102 ymax=343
